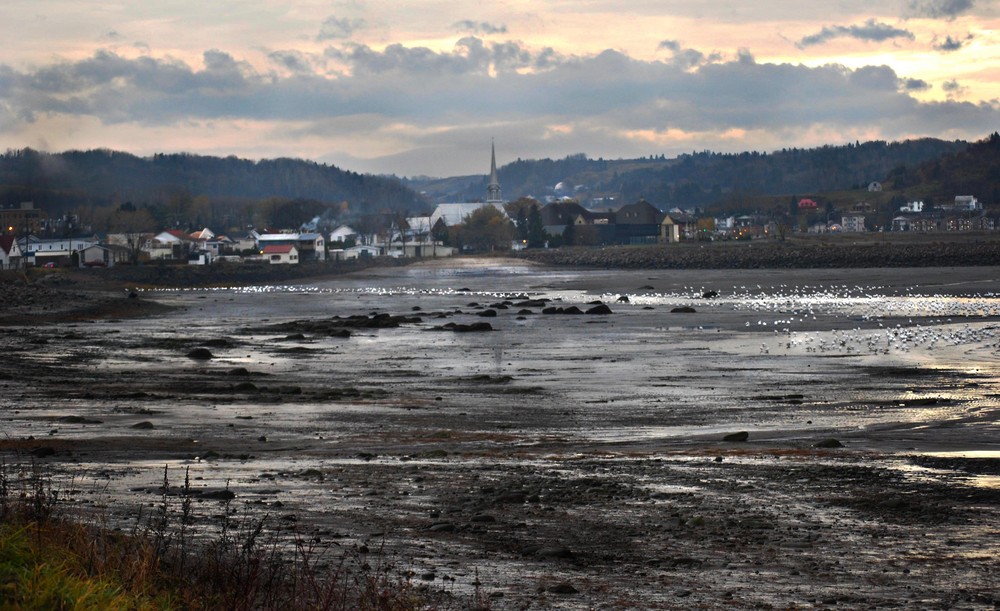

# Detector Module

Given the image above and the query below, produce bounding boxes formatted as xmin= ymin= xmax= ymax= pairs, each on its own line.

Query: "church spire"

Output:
xmin=486 ymin=139 xmax=502 ymax=203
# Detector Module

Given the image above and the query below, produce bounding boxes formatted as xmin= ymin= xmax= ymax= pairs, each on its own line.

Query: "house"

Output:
xmin=342 ymin=244 xmax=381 ymax=259
xmin=798 ymin=198 xmax=818 ymax=210
xmin=19 ymin=236 xmax=96 ymax=266
xmin=0 ymin=235 xmax=22 ymax=269
xmin=892 ymin=216 xmax=912 ymax=232
xmin=540 ymin=201 xmax=591 ymax=236
xmin=954 ymin=196 xmax=981 ymax=211
xmin=261 ymin=244 xmax=299 ymax=264
xmin=841 ymin=215 xmax=866 ymax=232
xmin=330 ymin=225 xmax=359 ymax=246
xmin=911 ymin=218 xmax=940 ymax=232
xmin=430 ymin=202 xmax=506 ymax=227
xmin=256 ymin=232 xmax=325 ymax=261
xmin=78 ymin=244 xmax=113 ymax=268
xmin=615 ymin=199 xmax=664 ymax=244
xmin=148 ymin=230 xmax=198 ymax=260
xmin=660 ymin=216 xmax=680 ymax=243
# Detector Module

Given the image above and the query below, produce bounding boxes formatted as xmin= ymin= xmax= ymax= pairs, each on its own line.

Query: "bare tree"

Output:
xmin=111 ymin=206 xmax=156 ymax=264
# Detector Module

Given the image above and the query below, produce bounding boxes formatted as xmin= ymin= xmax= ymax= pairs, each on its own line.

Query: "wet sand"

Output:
xmin=3 ymin=259 xmax=1000 ymax=609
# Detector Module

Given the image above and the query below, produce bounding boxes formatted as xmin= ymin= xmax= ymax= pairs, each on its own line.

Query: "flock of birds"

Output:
xmin=662 ymin=284 xmax=1000 ymax=359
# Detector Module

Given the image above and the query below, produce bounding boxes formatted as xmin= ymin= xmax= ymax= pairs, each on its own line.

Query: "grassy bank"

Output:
xmin=0 ymin=462 xmax=440 ymax=610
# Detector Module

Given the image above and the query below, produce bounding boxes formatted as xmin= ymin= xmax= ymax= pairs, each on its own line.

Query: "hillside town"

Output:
xmin=0 ymin=144 xmax=994 ymax=270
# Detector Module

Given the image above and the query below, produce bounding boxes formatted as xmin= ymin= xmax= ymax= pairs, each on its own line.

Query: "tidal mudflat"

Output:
xmin=3 ymin=259 xmax=1000 ymax=609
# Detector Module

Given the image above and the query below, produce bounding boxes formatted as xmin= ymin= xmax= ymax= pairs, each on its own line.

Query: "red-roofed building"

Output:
xmin=798 ymin=198 xmax=818 ymax=209
xmin=261 ymin=244 xmax=299 ymax=264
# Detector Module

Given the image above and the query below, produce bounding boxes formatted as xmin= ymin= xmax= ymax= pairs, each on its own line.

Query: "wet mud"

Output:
xmin=2 ymin=259 xmax=1000 ymax=609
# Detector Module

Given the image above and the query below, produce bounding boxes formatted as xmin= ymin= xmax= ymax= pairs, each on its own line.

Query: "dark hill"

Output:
xmin=409 ymin=138 xmax=969 ymax=208
xmin=0 ymin=148 xmax=429 ymax=216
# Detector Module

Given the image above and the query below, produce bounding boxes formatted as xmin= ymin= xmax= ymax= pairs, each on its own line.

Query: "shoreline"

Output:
xmin=515 ymin=236 xmax=1000 ymax=269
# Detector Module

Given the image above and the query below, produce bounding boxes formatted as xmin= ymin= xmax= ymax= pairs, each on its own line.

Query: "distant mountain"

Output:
xmin=0 ymin=148 xmax=429 ymax=216
xmin=409 ymin=138 xmax=970 ymax=210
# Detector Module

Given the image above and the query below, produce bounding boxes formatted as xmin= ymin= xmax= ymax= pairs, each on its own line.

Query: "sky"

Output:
xmin=0 ymin=0 xmax=998 ymax=177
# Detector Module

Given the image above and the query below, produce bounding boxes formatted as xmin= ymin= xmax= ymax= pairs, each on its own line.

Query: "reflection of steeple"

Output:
xmin=486 ymin=139 xmax=502 ymax=203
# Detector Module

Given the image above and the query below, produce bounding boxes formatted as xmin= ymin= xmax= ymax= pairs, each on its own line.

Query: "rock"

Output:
xmin=671 ymin=306 xmax=697 ymax=313
xmin=429 ymin=522 xmax=456 ymax=532
xmin=478 ymin=309 xmax=498 ymax=317
xmin=29 ymin=446 xmax=56 ymax=458
xmin=586 ymin=304 xmax=613 ymax=315
xmin=535 ymin=544 xmax=573 ymax=558
xmin=198 ymin=489 xmax=236 ymax=500
xmin=701 ymin=290 xmax=719 ymax=299
xmin=187 ymin=347 xmax=214 ymax=360
xmin=131 ymin=421 xmax=155 ymax=430
xmin=548 ymin=583 xmax=578 ymax=594
xmin=616 ymin=295 xmax=630 ymax=302
xmin=814 ymin=438 xmax=844 ymax=448
xmin=723 ymin=431 xmax=749 ymax=442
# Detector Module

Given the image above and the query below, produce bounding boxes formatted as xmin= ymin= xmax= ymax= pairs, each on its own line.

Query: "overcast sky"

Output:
xmin=1 ymin=0 xmax=997 ymax=177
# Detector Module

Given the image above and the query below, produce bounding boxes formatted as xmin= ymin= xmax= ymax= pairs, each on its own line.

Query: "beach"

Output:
xmin=2 ymin=258 xmax=999 ymax=609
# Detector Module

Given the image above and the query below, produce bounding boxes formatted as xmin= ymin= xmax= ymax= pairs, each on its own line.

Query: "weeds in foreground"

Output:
xmin=0 ymin=459 xmax=441 ymax=610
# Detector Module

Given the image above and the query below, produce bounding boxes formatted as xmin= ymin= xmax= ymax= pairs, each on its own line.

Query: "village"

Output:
xmin=0 ymin=145 xmax=993 ymax=270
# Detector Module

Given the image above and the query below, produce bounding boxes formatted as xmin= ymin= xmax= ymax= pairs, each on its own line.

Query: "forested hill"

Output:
xmin=0 ymin=148 xmax=428 ymax=215
xmin=887 ymin=132 xmax=1000 ymax=203
xmin=409 ymin=137 xmax=969 ymax=206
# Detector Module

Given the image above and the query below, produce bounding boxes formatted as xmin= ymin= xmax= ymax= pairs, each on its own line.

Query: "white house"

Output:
xmin=261 ymin=244 xmax=299 ymax=264
xmin=342 ymin=244 xmax=381 ymax=259
xmin=842 ymin=215 xmax=866 ymax=232
xmin=0 ymin=235 xmax=22 ymax=269
xmin=330 ymin=225 xmax=359 ymax=244
xmin=954 ymin=196 xmax=982 ymax=211
xmin=430 ymin=202 xmax=507 ymax=227
xmin=18 ymin=236 xmax=96 ymax=266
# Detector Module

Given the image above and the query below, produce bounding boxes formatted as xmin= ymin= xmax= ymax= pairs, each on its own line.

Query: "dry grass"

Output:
xmin=0 ymin=459 xmax=453 ymax=610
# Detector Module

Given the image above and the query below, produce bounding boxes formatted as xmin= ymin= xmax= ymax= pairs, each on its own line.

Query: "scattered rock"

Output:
xmin=198 ymin=489 xmax=236 ymax=501
xmin=29 ymin=446 xmax=56 ymax=458
xmin=187 ymin=348 xmax=214 ymax=360
xmin=548 ymin=583 xmax=578 ymax=594
xmin=586 ymin=304 xmax=613 ymax=315
xmin=815 ymin=438 xmax=844 ymax=448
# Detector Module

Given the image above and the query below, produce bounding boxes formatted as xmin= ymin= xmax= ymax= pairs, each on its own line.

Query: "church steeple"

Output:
xmin=486 ymin=139 xmax=502 ymax=204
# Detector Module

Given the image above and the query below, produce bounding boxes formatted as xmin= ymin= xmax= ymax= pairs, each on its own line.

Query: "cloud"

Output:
xmin=0 ymin=41 xmax=996 ymax=175
xmin=942 ymin=78 xmax=968 ymax=98
xmin=797 ymin=19 xmax=916 ymax=48
xmin=453 ymin=20 xmax=507 ymax=35
xmin=657 ymin=40 xmax=721 ymax=71
xmin=317 ymin=16 xmax=364 ymax=41
xmin=933 ymin=34 xmax=972 ymax=51
xmin=906 ymin=0 xmax=975 ymax=20
xmin=901 ymin=77 xmax=931 ymax=91
xmin=268 ymin=50 xmax=315 ymax=75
